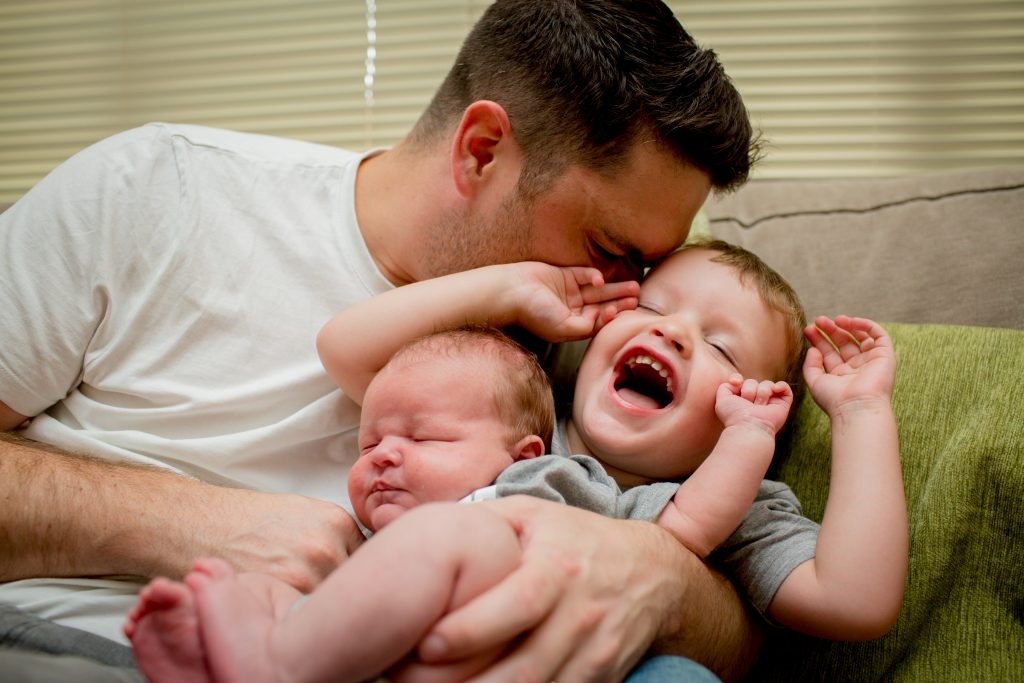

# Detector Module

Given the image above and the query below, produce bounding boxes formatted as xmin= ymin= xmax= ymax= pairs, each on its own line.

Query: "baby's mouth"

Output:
xmin=613 ymin=352 xmax=676 ymax=410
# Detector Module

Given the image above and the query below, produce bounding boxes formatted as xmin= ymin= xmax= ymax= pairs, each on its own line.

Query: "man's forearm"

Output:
xmin=646 ymin=530 xmax=764 ymax=682
xmin=0 ymin=431 xmax=223 ymax=581
xmin=0 ymin=432 xmax=359 ymax=589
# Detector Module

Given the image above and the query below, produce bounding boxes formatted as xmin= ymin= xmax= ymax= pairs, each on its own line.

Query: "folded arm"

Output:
xmin=0 ymin=404 xmax=362 ymax=589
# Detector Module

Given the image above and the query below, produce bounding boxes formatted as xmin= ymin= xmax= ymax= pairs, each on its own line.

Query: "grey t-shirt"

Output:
xmin=490 ymin=418 xmax=819 ymax=617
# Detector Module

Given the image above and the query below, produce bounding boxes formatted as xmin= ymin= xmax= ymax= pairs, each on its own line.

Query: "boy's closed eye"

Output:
xmin=705 ymin=338 xmax=737 ymax=367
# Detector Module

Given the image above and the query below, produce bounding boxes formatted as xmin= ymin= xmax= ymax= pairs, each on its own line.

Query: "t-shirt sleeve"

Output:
xmin=0 ymin=124 xmax=183 ymax=416
xmin=496 ymin=454 xmax=622 ymax=516
xmin=710 ymin=479 xmax=819 ymax=618
xmin=495 ymin=454 xmax=678 ymax=522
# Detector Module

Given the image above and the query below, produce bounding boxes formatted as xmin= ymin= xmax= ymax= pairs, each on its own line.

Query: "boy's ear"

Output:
xmin=510 ymin=434 xmax=545 ymax=461
xmin=450 ymin=100 xmax=521 ymax=198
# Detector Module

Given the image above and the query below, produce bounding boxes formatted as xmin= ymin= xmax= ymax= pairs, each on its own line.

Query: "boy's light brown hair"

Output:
xmin=680 ymin=237 xmax=808 ymax=393
xmin=388 ymin=325 xmax=555 ymax=451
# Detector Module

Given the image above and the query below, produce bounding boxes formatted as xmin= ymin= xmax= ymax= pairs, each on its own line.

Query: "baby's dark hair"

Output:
xmin=388 ymin=325 xmax=555 ymax=450
xmin=678 ymin=238 xmax=807 ymax=394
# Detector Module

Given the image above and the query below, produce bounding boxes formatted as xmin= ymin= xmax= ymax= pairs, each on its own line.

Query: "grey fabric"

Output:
xmin=523 ymin=417 xmax=823 ymax=617
xmin=0 ymin=602 xmax=142 ymax=682
xmin=0 ymin=649 xmax=144 ymax=683
xmin=496 ymin=454 xmax=680 ymax=522
xmin=711 ymin=481 xmax=819 ymax=616
xmin=0 ymin=603 xmax=136 ymax=666
xmin=704 ymin=167 xmax=1024 ymax=330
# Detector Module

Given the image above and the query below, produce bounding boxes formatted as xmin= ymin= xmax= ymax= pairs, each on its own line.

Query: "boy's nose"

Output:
xmin=651 ymin=319 xmax=691 ymax=357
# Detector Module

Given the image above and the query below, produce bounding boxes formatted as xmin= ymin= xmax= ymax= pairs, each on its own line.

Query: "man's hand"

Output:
xmin=803 ymin=315 xmax=896 ymax=417
xmin=410 ymin=496 xmax=755 ymax=682
xmin=197 ymin=487 xmax=364 ymax=592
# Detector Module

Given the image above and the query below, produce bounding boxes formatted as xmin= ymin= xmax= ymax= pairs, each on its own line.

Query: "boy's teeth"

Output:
xmin=627 ymin=355 xmax=670 ymax=379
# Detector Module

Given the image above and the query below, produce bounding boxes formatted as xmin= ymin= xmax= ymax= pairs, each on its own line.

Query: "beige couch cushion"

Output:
xmin=705 ymin=168 xmax=1024 ymax=330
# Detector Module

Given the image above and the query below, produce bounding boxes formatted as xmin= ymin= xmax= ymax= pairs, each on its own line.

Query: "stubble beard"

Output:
xmin=422 ymin=191 xmax=534 ymax=278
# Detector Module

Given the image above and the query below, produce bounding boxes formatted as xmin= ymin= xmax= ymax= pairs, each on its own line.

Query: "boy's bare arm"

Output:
xmin=767 ymin=316 xmax=907 ymax=640
xmin=0 ymin=423 xmax=361 ymax=588
xmin=316 ymin=263 xmax=638 ymax=403
xmin=658 ymin=377 xmax=792 ymax=557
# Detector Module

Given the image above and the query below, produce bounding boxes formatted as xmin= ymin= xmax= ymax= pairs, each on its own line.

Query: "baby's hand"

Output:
xmin=715 ymin=374 xmax=794 ymax=436
xmin=803 ymin=315 xmax=896 ymax=416
xmin=510 ymin=263 xmax=639 ymax=342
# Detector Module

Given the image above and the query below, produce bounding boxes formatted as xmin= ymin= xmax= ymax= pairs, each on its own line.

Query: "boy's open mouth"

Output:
xmin=613 ymin=352 xmax=676 ymax=410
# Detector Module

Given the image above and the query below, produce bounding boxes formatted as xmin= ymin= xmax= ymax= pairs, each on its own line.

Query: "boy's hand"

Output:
xmin=803 ymin=315 xmax=896 ymax=416
xmin=508 ymin=263 xmax=639 ymax=342
xmin=715 ymin=374 xmax=793 ymax=436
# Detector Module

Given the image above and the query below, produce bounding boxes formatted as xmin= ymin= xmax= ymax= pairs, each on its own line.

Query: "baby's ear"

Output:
xmin=511 ymin=435 xmax=545 ymax=461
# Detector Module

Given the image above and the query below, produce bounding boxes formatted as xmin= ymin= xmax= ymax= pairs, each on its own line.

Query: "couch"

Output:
xmin=702 ymin=167 xmax=1024 ymax=681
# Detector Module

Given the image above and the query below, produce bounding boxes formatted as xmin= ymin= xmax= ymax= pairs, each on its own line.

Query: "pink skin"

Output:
xmin=568 ymin=247 xmax=790 ymax=487
xmin=348 ymin=352 xmax=541 ymax=532
xmin=125 ymin=577 xmax=212 ymax=683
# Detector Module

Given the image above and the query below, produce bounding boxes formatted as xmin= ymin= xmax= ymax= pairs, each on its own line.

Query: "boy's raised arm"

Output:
xmin=658 ymin=376 xmax=793 ymax=557
xmin=316 ymin=262 xmax=638 ymax=404
xmin=767 ymin=315 xmax=907 ymax=640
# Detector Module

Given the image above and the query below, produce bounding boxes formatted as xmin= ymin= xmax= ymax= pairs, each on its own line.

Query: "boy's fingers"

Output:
xmin=581 ymin=279 xmax=640 ymax=304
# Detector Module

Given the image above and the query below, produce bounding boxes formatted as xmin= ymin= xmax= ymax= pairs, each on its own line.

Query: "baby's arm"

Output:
xmin=768 ymin=315 xmax=907 ymax=640
xmin=317 ymin=263 xmax=639 ymax=403
xmin=657 ymin=376 xmax=793 ymax=558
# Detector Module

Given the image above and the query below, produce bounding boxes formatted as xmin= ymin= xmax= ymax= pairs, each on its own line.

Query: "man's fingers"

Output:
xmin=467 ymin=601 xmax=616 ymax=683
xmin=418 ymin=550 xmax=568 ymax=663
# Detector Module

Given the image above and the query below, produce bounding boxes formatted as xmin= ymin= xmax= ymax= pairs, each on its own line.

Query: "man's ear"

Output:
xmin=451 ymin=100 xmax=519 ymax=198
xmin=510 ymin=434 xmax=545 ymax=461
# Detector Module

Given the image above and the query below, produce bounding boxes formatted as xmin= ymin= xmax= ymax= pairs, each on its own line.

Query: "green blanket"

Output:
xmin=751 ymin=323 xmax=1024 ymax=681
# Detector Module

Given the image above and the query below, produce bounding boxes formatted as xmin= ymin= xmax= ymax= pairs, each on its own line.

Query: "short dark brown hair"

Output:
xmin=389 ymin=325 xmax=555 ymax=450
xmin=410 ymin=0 xmax=761 ymax=196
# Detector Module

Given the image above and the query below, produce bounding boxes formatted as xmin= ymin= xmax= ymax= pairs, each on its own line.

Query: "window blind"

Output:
xmin=1 ymin=0 xmax=1021 ymax=202
xmin=669 ymin=0 xmax=1024 ymax=177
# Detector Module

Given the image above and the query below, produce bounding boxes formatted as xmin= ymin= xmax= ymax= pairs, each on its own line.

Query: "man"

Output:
xmin=0 ymin=1 xmax=762 ymax=680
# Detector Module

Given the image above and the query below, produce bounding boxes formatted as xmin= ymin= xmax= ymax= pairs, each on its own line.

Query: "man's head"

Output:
xmin=400 ymin=0 xmax=759 ymax=283
xmin=349 ymin=326 xmax=554 ymax=531
xmin=568 ymin=239 xmax=806 ymax=486
xmin=412 ymin=0 xmax=760 ymax=195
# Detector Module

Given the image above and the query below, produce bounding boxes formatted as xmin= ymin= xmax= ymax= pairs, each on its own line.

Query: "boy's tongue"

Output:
xmin=616 ymin=386 xmax=662 ymax=410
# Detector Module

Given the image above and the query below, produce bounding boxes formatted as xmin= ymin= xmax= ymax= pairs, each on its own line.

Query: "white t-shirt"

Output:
xmin=0 ymin=123 xmax=391 ymax=642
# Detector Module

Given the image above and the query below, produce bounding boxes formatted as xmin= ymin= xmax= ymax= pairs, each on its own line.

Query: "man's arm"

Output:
xmin=0 ymin=403 xmax=362 ymax=589
xmin=414 ymin=497 xmax=762 ymax=682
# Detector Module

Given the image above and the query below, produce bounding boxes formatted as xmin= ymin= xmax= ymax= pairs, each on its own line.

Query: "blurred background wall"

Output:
xmin=2 ymin=0 xmax=1022 ymax=202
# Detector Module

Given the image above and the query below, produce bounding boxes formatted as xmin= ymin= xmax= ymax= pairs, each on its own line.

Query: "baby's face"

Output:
xmin=570 ymin=248 xmax=788 ymax=485
xmin=349 ymin=356 xmax=514 ymax=531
